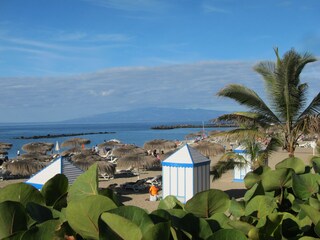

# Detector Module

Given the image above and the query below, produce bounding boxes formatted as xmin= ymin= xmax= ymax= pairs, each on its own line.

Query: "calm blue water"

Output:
xmin=0 ymin=122 xmax=228 ymax=158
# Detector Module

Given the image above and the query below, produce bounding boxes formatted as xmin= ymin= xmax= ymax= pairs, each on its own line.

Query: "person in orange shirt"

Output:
xmin=149 ymin=184 xmax=159 ymax=201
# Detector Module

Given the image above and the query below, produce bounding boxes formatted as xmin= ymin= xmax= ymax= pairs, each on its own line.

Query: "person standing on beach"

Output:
xmin=149 ymin=184 xmax=159 ymax=201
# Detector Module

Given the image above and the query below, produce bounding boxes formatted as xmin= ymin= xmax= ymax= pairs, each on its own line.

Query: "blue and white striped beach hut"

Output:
xmin=162 ymin=144 xmax=211 ymax=203
xmin=233 ymin=145 xmax=251 ymax=182
xmin=25 ymin=156 xmax=83 ymax=190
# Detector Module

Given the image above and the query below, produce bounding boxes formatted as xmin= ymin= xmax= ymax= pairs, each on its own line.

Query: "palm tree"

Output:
xmin=217 ymin=48 xmax=320 ymax=157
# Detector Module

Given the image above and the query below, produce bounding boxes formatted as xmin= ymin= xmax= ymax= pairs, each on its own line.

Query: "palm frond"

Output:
xmin=217 ymin=84 xmax=280 ymax=123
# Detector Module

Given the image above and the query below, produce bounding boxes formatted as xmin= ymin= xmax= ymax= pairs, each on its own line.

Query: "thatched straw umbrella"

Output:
xmin=0 ymin=142 xmax=13 ymax=150
xmin=98 ymin=140 xmax=122 ymax=149
xmin=18 ymin=152 xmax=52 ymax=162
xmin=116 ymin=153 xmax=149 ymax=170
xmin=61 ymin=138 xmax=91 ymax=150
xmin=0 ymin=150 xmax=8 ymax=155
xmin=71 ymin=152 xmax=105 ymax=163
xmin=3 ymin=160 xmax=46 ymax=177
xmin=192 ymin=141 xmax=225 ymax=160
xmin=22 ymin=142 xmax=54 ymax=154
xmin=143 ymin=139 xmax=177 ymax=153
xmin=112 ymin=144 xmax=146 ymax=158
xmin=73 ymin=161 xmax=115 ymax=177
xmin=185 ymin=132 xmax=203 ymax=140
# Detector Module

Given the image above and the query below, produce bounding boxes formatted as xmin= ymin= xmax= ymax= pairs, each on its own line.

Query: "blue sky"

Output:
xmin=0 ymin=0 xmax=319 ymax=122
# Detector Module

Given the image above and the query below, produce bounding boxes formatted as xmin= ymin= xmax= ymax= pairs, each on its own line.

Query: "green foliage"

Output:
xmin=0 ymin=156 xmax=319 ymax=239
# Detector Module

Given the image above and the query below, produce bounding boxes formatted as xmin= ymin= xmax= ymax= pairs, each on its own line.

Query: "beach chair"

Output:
xmin=146 ymin=175 xmax=162 ymax=187
xmin=120 ymin=179 xmax=148 ymax=192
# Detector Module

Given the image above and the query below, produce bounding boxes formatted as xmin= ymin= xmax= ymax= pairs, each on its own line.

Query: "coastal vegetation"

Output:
xmin=151 ymin=122 xmax=237 ymax=130
xmin=1 ymin=157 xmax=320 ymax=239
xmin=216 ymin=48 xmax=320 ymax=157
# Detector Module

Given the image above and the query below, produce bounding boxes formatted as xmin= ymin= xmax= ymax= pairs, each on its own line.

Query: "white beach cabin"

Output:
xmin=162 ymin=144 xmax=211 ymax=203
xmin=233 ymin=145 xmax=251 ymax=182
xmin=25 ymin=156 xmax=83 ymax=190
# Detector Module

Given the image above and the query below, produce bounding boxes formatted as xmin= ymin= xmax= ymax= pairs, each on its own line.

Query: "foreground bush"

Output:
xmin=0 ymin=156 xmax=319 ymax=239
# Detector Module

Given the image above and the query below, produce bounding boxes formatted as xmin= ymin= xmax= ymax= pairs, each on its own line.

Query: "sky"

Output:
xmin=0 ymin=0 xmax=319 ymax=123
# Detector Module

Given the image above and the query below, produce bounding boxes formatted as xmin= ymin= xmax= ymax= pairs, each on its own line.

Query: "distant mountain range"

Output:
xmin=64 ymin=108 xmax=228 ymax=123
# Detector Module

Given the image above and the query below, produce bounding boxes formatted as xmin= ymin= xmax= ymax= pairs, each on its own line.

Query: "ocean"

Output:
xmin=0 ymin=122 xmax=228 ymax=158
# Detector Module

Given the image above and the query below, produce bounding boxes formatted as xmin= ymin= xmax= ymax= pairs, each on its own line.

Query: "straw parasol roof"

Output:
xmin=3 ymin=160 xmax=46 ymax=177
xmin=61 ymin=138 xmax=91 ymax=149
xmin=98 ymin=140 xmax=123 ymax=149
xmin=22 ymin=142 xmax=54 ymax=154
xmin=0 ymin=142 xmax=13 ymax=150
xmin=192 ymin=141 xmax=225 ymax=159
xmin=71 ymin=152 xmax=105 ymax=163
xmin=143 ymin=139 xmax=177 ymax=152
xmin=112 ymin=144 xmax=146 ymax=157
xmin=18 ymin=152 xmax=52 ymax=162
xmin=185 ymin=132 xmax=203 ymax=139
xmin=116 ymin=153 xmax=149 ymax=169
xmin=0 ymin=150 xmax=8 ymax=155
xmin=73 ymin=161 xmax=115 ymax=176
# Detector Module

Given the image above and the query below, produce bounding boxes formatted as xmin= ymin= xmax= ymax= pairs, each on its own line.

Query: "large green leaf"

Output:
xmin=68 ymin=163 xmax=99 ymax=202
xmin=229 ymin=199 xmax=245 ymax=218
xmin=99 ymin=188 xmax=123 ymax=207
xmin=100 ymin=212 xmax=143 ymax=240
xmin=106 ymin=206 xmax=154 ymax=235
xmin=227 ymin=220 xmax=257 ymax=237
xmin=208 ymin=229 xmax=247 ymax=240
xmin=184 ymin=189 xmax=230 ymax=218
xmin=261 ymin=168 xmax=293 ymax=191
xmin=142 ymin=222 xmax=171 ymax=240
xmin=0 ymin=201 xmax=28 ymax=239
xmin=40 ymin=173 xmax=69 ymax=206
xmin=292 ymin=173 xmax=319 ymax=200
xmin=158 ymin=195 xmax=183 ymax=210
xmin=311 ymin=156 xmax=320 ymax=174
xmin=245 ymin=195 xmax=277 ymax=219
xmin=0 ymin=183 xmax=44 ymax=207
xmin=243 ymin=182 xmax=265 ymax=202
xmin=174 ymin=213 xmax=213 ymax=239
xmin=26 ymin=202 xmax=53 ymax=223
xmin=20 ymin=219 xmax=61 ymax=239
xmin=275 ymin=157 xmax=306 ymax=174
xmin=299 ymin=204 xmax=320 ymax=225
xmin=244 ymin=166 xmax=270 ymax=189
xmin=66 ymin=195 xmax=117 ymax=239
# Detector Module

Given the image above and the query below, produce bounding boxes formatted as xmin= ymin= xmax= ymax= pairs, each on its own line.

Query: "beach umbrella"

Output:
xmin=3 ymin=160 xmax=46 ymax=177
xmin=112 ymin=144 xmax=146 ymax=157
xmin=71 ymin=152 xmax=105 ymax=163
xmin=18 ymin=152 xmax=52 ymax=162
xmin=192 ymin=141 xmax=225 ymax=159
xmin=116 ymin=153 xmax=148 ymax=169
xmin=55 ymin=141 xmax=60 ymax=153
xmin=185 ymin=132 xmax=203 ymax=139
xmin=98 ymin=140 xmax=122 ymax=149
xmin=22 ymin=142 xmax=54 ymax=154
xmin=73 ymin=161 xmax=115 ymax=176
xmin=61 ymin=138 xmax=91 ymax=149
xmin=0 ymin=150 xmax=8 ymax=155
xmin=0 ymin=142 xmax=13 ymax=150
xmin=143 ymin=139 xmax=177 ymax=152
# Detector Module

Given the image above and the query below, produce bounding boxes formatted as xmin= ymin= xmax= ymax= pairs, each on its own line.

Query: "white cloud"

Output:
xmin=0 ymin=60 xmax=318 ymax=122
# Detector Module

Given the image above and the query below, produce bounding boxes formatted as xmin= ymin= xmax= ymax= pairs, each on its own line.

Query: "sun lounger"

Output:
xmin=146 ymin=175 xmax=162 ymax=187
xmin=120 ymin=179 xmax=148 ymax=192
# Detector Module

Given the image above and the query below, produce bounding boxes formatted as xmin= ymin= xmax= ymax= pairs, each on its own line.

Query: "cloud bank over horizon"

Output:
xmin=0 ymin=59 xmax=319 ymax=123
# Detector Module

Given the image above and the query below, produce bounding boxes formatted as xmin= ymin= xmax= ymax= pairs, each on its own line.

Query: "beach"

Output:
xmin=0 ymin=145 xmax=315 ymax=213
